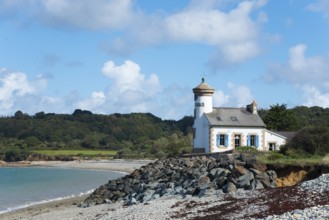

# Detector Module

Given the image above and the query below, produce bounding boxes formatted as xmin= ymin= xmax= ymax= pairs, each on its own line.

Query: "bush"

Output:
xmin=266 ymin=151 xmax=285 ymax=161
xmin=3 ymin=149 xmax=29 ymax=162
xmin=235 ymin=146 xmax=259 ymax=153
xmin=284 ymin=126 xmax=329 ymax=156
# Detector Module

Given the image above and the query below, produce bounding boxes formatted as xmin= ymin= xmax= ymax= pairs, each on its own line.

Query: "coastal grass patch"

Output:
xmin=33 ymin=149 xmax=118 ymax=158
xmin=256 ymin=152 xmax=326 ymax=166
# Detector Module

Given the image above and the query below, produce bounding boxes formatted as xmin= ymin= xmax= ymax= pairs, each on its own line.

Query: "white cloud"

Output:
xmin=164 ymin=0 xmax=261 ymax=44
xmin=1 ymin=0 xmax=266 ymax=67
xmin=163 ymin=0 xmax=265 ymax=67
xmin=102 ymin=60 xmax=161 ymax=97
xmin=308 ymin=0 xmax=329 ymax=20
xmin=0 ymin=62 xmax=193 ymax=119
xmin=266 ymin=44 xmax=329 ymax=84
xmin=0 ymin=68 xmax=48 ymax=114
xmin=302 ymin=86 xmax=329 ymax=107
xmin=213 ymin=90 xmax=229 ymax=107
xmin=74 ymin=60 xmax=164 ymax=116
xmin=265 ymin=44 xmax=329 ymax=108
xmin=75 ymin=91 xmax=106 ymax=111
xmin=221 ymin=41 xmax=260 ymax=63
xmin=227 ymin=82 xmax=254 ymax=107
xmin=0 ymin=0 xmax=135 ymax=30
xmin=0 ymin=62 xmax=258 ymax=119
xmin=0 ymin=69 xmax=39 ymax=100
xmin=212 ymin=82 xmax=254 ymax=108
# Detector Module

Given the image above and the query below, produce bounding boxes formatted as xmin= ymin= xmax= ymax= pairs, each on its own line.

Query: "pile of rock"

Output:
xmin=300 ymin=173 xmax=329 ymax=193
xmin=82 ymin=154 xmax=277 ymax=207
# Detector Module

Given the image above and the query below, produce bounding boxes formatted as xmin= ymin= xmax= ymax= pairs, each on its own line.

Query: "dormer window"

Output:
xmin=231 ymin=116 xmax=238 ymax=121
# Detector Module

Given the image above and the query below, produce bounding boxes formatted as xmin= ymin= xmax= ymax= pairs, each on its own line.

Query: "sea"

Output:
xmin=0 ymin=166 xmax=124 ymax=214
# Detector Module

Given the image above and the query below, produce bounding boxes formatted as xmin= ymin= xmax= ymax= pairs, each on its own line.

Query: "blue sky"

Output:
xmin=1 ymin=0 xmax=329 ymax=119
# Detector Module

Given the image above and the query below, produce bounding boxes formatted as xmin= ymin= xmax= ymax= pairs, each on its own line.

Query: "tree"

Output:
xmin=283 ymin=126 xmax=329 ymax=155
xmin=263 ymin=104 xmax=297 ymax=131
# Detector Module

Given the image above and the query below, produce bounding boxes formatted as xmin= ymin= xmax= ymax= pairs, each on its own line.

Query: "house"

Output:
xmin=192 ymin=78 xmax=287 ymax=153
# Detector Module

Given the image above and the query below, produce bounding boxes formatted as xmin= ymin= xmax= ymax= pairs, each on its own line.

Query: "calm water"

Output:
xmin=0 ymin=167 xmax=124 ymax=213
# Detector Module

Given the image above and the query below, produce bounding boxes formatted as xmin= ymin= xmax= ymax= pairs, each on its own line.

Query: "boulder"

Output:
xmin=209 ymin=168 xmax=225 ymax=179
xmin=198 ymin=175 xmax=210 ymax=190
xmin=237 ymin=172 xmax=254 ymax=189
xmin=82 ymin=154 xmax=277 ymax=207
xmin=214 ymin=176 xmax=227 ymax=189
xmin=142 ymin=189 xmax=155 ymax=202
xmin=234 ymin=165 xmax=250 ymax=175
xmin=223 ymin=182 xmax=237 ymax=193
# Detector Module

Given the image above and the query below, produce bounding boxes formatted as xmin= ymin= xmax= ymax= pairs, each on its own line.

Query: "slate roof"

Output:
xmin=275 ymin=131 xmax=297 ymax=141
xmin=206 ymin=108 xmax=266 ymax=127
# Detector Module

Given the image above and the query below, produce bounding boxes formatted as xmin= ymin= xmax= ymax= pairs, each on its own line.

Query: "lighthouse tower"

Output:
xmin=192 ymin=78 xmax=215 ymax=153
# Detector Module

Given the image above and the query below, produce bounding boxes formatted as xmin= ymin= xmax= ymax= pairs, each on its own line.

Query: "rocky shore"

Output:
xmin=1 ymin=156 xmax=328 ymax=220
xmin=83 ymin=154 xmax=277 ymax=207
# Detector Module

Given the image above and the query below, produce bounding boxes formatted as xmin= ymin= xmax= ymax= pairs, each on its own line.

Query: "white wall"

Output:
xmin=193 ymin=93 xmax=213 ymax=153
xmin=210 ymin=127 xmax=265 ymax=152
xmin=194 ymin=95 xmax=213 ymax=118
xmin=193 ymin=115 xmax=210 ymax=153
xmin=264 ymin=130 xmax=287 ymax=151
xmin=209 ymin=127 xmax=287 ymax=153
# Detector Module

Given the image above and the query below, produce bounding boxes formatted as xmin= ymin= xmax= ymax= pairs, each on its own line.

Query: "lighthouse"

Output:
xmin=191 ymin=78 xmax=288 ymax=154
xmin=192 ymin=78 xmax=214 ymax=153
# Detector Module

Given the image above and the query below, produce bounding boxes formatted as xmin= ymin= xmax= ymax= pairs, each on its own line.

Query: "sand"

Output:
xmin=0 ymin=159 xmax=153 ymax=220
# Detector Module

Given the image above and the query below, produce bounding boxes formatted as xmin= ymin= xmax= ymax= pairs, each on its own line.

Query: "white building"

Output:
xmin=192 ymin=78 xmax=287 ymax=153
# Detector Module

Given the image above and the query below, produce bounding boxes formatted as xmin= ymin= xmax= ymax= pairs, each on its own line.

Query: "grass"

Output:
xmin=33 ymin=149 xmax=118 ymax=158
xmin=256 ymin=153 xmax=327 ymax=166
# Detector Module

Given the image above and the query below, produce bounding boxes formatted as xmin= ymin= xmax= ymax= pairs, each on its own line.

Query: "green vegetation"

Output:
xmin=260 ymin=104 xmax=297 ymax=131
xmin=33 ymin=149 xmax=117 ymax=158
xmin=257 ymin=152 xmax=325 ymax=165
xmin=0 ymin=110 xmax=193 ymax=160
xmin=1 ymin=104 xmax=329 ymax=161
xmin=259 ymin=104 xmax=329 ymax=131
xmin=3 ymin=149 xmax=29 ymax=162
xmin=234 ymin=146 xmax=260 ymax=153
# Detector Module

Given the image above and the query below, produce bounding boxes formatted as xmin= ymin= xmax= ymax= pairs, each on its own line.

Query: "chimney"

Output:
xmin=247 ymin=100 xmax=258 ymax=114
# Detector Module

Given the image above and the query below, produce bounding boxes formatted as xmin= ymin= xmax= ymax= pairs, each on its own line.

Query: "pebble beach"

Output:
xmin=0 ymin=160 xmax=328 ymax=220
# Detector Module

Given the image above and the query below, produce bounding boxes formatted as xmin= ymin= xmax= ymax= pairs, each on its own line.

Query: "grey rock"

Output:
xmin=223 ymin=181 xmax=237 ymax=193
xmin=142 ymin=189 xmax=155 ymax=202
xmin=214 ymin=175 xmax=227 ymax=189
xmin=198 ymin=188 xmax=207 ymax=197
xmin=198 ymin=175 xmax=210 ymax=190
xmin=237 ymin=172 xmax=254 ymax=189
xmin=210 ymin=168 xmax=224 ymax=178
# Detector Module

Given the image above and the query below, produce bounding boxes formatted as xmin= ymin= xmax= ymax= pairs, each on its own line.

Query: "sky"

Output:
xmin=1 ymin=0 xmax=329 ymax=120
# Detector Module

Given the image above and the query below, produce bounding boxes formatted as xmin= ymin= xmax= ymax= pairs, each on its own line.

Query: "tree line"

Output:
xmin=260 ymin=104 xmax=329 ymax=156
xmin=0 ymin=110 xmax=193 ymax=160
xmin=1 ymin=104 xmax=329 ymax=161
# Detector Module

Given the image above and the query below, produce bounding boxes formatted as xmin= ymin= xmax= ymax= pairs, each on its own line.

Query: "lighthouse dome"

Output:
xmin=193 ymin=78 xmax=215 ymax=99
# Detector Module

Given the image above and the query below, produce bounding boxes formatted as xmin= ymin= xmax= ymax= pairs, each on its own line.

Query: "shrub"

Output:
xmin=3 ymin=149 xmax=29 ymax=162
xmin=284 ymin=126 xmax=329 ymax=156
xmin=266 ymin=151 xmax=285 ymax=161
xmin=235 ymin=146 xmax=259 ymax=153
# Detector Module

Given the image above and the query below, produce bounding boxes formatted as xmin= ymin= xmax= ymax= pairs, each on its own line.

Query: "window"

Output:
xmin=234 ymin=134 xmax=241 ymax=147
xmin=231 ymin=116 xmax=238 ymax=121
xmin=269 ymin=143 xmax=276 ymax=151
xmin=250 ymin=135 xmax=256 ymax=146
xmin=247 ymin=135 xmax=259 ymax=148
xmin=216 ymin=134 xmax=228 ymax=147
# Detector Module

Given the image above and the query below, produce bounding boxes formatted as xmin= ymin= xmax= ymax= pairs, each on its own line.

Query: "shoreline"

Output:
xmin=0 ymin=159 xmax=152 ymax=219
xmin=0 ymin=159 xmax=153 ymax=173
xmin=1 ymin=159 xmax=328 ymax=219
